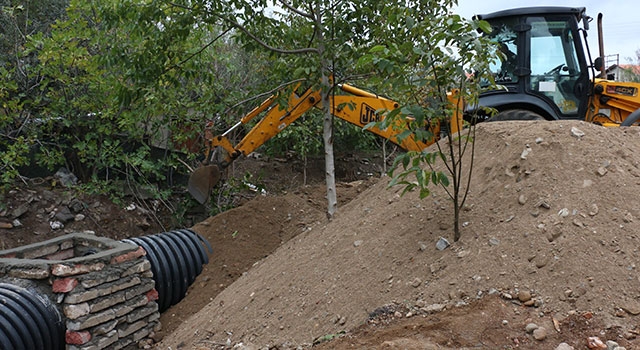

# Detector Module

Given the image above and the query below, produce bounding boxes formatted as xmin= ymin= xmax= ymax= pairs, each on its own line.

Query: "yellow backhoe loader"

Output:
xmin=189 ymin=6 xmax=640 ymax=204
xmin=188 ymin=82 xmax=462 ymax=203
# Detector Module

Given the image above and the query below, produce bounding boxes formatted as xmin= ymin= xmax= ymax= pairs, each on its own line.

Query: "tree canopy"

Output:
xmin=1 ymin=0 xmax=497 ymax=232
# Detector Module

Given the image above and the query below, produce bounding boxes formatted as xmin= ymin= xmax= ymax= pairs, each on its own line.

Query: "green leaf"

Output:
xmin=477 ymin=20 xmax=493 ymax=34
xmin=369 ymin=45 xmax=387 ymax=53
xmin=439 ymin=173 xmax=450 ymax=186
xmin=419 ymin=188 xmax=431 ymax=199
xmin=401 ymin=154 xmax=411 ymax=169
xmin=406 ymin=16 xmax=415 ymax=29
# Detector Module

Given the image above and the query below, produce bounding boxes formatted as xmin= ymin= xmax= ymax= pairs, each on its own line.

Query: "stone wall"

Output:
xmin=0 ymin=232 xmax=160 ymax=349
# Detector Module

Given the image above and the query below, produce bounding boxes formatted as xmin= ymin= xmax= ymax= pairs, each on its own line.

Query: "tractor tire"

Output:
xmin=487 ymin=109 xmax=545 ymax=122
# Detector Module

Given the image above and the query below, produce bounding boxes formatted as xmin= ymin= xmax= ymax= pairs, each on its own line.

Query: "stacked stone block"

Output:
xmin=0 ymin=232 xmax=161 ymax=349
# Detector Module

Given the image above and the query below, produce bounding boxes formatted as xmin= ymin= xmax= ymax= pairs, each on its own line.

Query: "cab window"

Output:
xmin=488 ymin=20 xmax=519 ymax=83
xmin=528 ymin=18 xmax=581 ymax=115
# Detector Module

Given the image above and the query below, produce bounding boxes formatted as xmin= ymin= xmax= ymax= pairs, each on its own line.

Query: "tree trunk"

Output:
xmin=315 ymin=5 xmax=337 ymax=219
xmin=320 ymin=73 xmax=337 ymax=218
xmin=453 ymin=201 xmax=461 ymax=242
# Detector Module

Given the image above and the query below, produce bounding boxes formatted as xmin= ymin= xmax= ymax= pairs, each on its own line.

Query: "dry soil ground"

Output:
xmin=2 ymin=120 xmax=640 ymax=350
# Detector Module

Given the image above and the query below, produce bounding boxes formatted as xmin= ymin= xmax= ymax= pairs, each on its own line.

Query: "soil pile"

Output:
xmin=160 ymin=120 xmax=640 ymax=349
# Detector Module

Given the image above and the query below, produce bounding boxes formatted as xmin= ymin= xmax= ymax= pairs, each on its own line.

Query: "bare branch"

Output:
xmin=164 ymin=28 xmax=232 ymax=74
xmin=225 ymin=78 xmax=308 ymax=112
xmin=168 ymin=2 xmax=319 ymax=55
xmin=275 ymin=0 xmax=315 ymax=20
xmin=228 ymin=19 xmax=319 ymax=55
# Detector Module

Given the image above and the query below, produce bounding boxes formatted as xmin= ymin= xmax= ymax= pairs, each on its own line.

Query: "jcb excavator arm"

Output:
xmin=188 ymin=82 xmax=462 ymax=203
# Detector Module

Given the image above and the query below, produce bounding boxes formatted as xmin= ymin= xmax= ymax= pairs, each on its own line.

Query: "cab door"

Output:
xmin=525 ymin=16 xmax=590 ymax=119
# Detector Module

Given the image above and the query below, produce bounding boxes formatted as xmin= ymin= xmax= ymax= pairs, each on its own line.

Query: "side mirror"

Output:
xmin=583 ymin=15 xmax=591 ymax=31
xmin=594 ymin=57 xmax=603 ymax=71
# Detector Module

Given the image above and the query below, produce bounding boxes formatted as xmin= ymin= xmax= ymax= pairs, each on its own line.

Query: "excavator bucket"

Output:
xmin=188 ymin=165 xmax=221 ymax=204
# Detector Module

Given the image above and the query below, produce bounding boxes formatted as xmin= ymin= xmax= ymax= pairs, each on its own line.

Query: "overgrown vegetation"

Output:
xmin=1 ymin=0 xmax=496 ymax=235
xmin=0 ymin=1 xmax=268 ymax=202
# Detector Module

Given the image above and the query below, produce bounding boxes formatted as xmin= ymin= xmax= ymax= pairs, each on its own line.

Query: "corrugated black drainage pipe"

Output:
xmin=122 ymin=228 xmax=212 ymax=312
xmin=0 ymin=283 xmax=64 ymax=350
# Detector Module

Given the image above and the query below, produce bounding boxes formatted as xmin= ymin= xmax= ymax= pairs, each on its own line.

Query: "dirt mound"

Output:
xmin=157 ymin=180 xmax=373 ymax=334
xmin=160 ymin=120 xmax=640 ymax=349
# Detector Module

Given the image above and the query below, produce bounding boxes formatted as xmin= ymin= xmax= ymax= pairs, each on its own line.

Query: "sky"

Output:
xmin=454 ymin=0 xmax=640 ymax=65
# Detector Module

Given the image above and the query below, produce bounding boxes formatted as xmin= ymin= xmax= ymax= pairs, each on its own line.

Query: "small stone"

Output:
xmin=422 ymin=304 xmax=446 ymax=313
xmin=489 ymin=238 xmax=500 ymax=246
xmin=525 ymin=323 xmax=538 ymax=333
xmin=615 ymin=309 xmax=627 ymax=318
xmin=393 ymin=311 xmax=403 ymax=318
xmin=623 ymin=212 xmax=635 ymax=223
xmin=0 ymin=222 xmax=13 ymax=229
xmin=589 ymin=204 xmax=599 ymax=216
xmin=74 ymin=214 xmax=85 ymax=222
xmin=518 ymin=290 xmax=532 ymax=302
xmin=555 ymin=343 xmax=574 ymax=350
xmin=410 ymin=278 xmax=422 ymax=288
xmin=537 ymin=200 xmax=551 ymax=209
xmin=436 ymin=237 xmax=450 ymax=251
xmin=571 ymin=126 xmax=585 ymax=138
xmin=586 ymin=336 xmax=606 ymax=349
xmin=11 ymin=203 xmax=30 ymax=218
xmin=456 ymin=250 xmax=469 ymax=258
xmin=388 ymin=194 xmax=401 ymax=204
xmin=558 ymin=208 xmax=570 ymax=217
xmin=518 ymin=194 xmax=527 ymax=205
xmin=53 ymin=208 xmax=74 ymax=224
xmin=605 ymin=340 xmax=619 ymax=349
xmin=55 ymin=167 xmax=78 ymax=187
xmin=353 ymin=240 xmax=363 ymax=247
xmin=597 ymin=167 xmax=608 ymax=176
xmin=532 ymin=327 xmax=547 ymax=340
xmin=11 ymin=219 xmax=22 ymax=227
xmin=620 ymin=302 xmax=640 ymax=315
xmin=69 ymin=198 xmax=85 ymax=213
xmin=50 ymin=221 xmax=64 ymax=230
xmin=521 ymin=145 xmax=532 ymax=160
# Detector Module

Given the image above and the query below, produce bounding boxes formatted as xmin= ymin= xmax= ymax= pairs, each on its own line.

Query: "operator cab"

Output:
xmin=476 ymin=7 xmax=594 ymax=120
